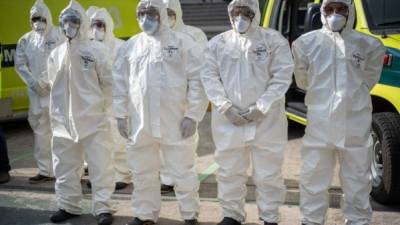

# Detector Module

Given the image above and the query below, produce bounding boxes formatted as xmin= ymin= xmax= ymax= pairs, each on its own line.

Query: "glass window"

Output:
xmin=362 ymin=0 xmax=400 ymax=34
xmin=295 ymin=0 xmax=317 ymax=35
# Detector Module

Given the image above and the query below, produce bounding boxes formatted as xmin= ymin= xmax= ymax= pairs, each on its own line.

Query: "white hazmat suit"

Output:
xmin=112 ymin=0 xmax=208 ymax=221
xmin=87 ymin=6 xmax=131 ymax=185
xmin=292 ymin=0 xmax=385 ymax=224
xmin=47 ymin=0 xmax=114 ymax=216
xmin=160 ymin=0 xmax=208 ymax=188
xmin=15 ymin=0 xmax=63 ymax=180
xmin=201 ymin=0 xmax=294 ymax=223
xmin=163 ymin=0 xmax=208 ymax=47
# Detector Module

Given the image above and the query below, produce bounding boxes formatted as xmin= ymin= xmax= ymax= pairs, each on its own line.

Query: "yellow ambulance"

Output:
xmin=0 ymin=0 xmax=140 ymax=119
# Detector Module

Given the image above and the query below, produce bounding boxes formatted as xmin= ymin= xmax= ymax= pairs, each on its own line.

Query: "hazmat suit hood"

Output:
xmin=59 ymin=0 xmax=90 ymax=41
xmin=320 ymin=0 xmax=355 ymax=34
xmin=87 ymin=7 xmax=116 ymax=45
xmin=86 ymin=6 xmax=100 ymax=40
xmin=30 ymin=0 xmax=54 ymax=36
xmin=227 ymin=0 xmax=261 ymax=34
xmin=86 ymin=5 xmax=99 ymax=19
xmin=163 ymin=0 xmax=185 ymax=30
xmin=137 ymin=0 xmax=169 ymax=35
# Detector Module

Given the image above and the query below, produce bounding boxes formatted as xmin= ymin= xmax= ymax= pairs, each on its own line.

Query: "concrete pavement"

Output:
xmin=1 ymin=113 xmax=400 ymax=225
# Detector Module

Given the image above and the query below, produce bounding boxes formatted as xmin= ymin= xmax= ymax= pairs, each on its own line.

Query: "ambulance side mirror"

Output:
xmin=304 ymin=3 xmax=323 ymax=32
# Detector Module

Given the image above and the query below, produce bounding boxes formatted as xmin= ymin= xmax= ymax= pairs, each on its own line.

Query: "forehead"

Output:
xmin=137 ymin=5 xmax=158 ymax=12
xmin=31 ymin=10 xmax=44 ymax=18
xmin=325 ymin=2 xmax=348 ymax=9
xmin=92 ymin=18 xmax=105 ymax=23
xmin=232 ymin=5 xmax=252 ymax=10
xmin=136 ymin=5 xmax=160 ymax=19
xmin=61 ymin=9 xmax=81 ymax=19
xmin=230 ymin=5 xmax=254 ymax=15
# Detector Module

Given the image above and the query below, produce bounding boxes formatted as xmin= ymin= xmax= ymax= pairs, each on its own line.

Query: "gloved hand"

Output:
xmin=30 ymin=80 xmax=48 ymax=97
xmin=241 ymin=105 xmax=265 ymax=122
xmin=224 ymin=106 xmax=248 ymax=126
xmin=117 ymin=118 xmax=129 ymax=139
xmin=38 ymin=72 xmax=51 ymax=95
xmin=180 ymin=117 xmax=197 ymax=139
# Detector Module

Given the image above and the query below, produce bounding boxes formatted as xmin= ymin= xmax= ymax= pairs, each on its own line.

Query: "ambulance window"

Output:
xmin=363 ymin=0 xmax=400 ymax=34
xmin=292 ymin=0 xmax=316 ymax=40
xmin=296 ymin=0 xmax=315 ymax=32
xmin=272 ymin=0 xmax=316 ymax=41
xmin=277 ymin=0 xmax=291 ymax=38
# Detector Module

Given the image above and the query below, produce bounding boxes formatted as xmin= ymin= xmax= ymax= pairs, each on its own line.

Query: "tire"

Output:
xmin=370 ymin=112 xmax=400 ymax=204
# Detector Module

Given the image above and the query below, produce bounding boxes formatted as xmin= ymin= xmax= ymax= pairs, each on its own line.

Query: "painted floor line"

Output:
xmin=0 ymin=192 xmax=222 ymax=211
xmin=198 ymin=162 xmax=219 ymax=183
xmin=9 ymin=152 xmax=33 ymax=164
xmin=9 ymin=152 xmax=218 ymax=182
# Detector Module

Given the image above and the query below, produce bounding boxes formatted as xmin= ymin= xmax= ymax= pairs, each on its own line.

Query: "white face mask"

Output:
xmin=33 ymin=21 xmax=46 ymax=33
xmin=139 ymin=15 xmax=159 ymax=35
xmin=327 ymin=14 xmax=347 ymax=32
xmin=93 ymin=28 xmax=105 ymax=42
xmin=168 ymin=17 xmax=176 ymax=28
xmin=234 ymin=16 xmax=251 ymax=34
xmin=63 ymin=23 xmax=79 ymax=39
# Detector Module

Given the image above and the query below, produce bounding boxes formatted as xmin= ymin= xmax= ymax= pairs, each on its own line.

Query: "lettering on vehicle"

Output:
xmin=163 ymin=45 xmax=179 ymax=58
xmin=1 ymin=44 xmax=17 ymax=68
xmin=80 ymin=54 xmax=96 ymax=70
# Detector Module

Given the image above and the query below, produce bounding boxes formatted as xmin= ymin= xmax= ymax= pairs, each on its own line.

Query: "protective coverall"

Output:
xmin=291 ymin=0 xmax=385 ymax=224
xmin=47 ymin=0 xmax=114 ymax=216
xmin=87 ymin=6 xmax=131 ymax=184
xmin=201 ymin=0 xmax=294 ymax=223
xmin=160 ymin=0 xmax=208 ymax=189
xmin=163 ymin=0 xmax=208 ymax=47
xmin=112 ymin=0 xmax=208 ymax=221
xmin=15 ymin=0 xmax=63 ymax=179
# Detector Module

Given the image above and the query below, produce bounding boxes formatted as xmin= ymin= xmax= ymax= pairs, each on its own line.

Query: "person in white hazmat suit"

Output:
xmin=292 ymin=1 xmax=385 ymax=225
xmin=200 ymin=0 xmax=294 ymax=224
xmin=47 ymin=1 xmax=115 ymax=225
xmin=163 ymin=0 xmax=208 ymax=47
xmin=112 ymin=0 xmax=208 ymax=224
xmin=159 ymin=0 xmax=208 ymax=193
xmin=86 ymin=6 xmax=131 ymax=190
xmin=14 ymin=0 xmax=63 ymax=184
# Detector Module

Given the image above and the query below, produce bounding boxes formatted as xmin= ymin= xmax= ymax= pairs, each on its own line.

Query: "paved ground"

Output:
xmin=1 ymin=112 xmax=400 ymax=225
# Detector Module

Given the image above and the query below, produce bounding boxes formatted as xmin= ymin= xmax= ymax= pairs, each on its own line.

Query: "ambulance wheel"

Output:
xmin=370 ymin=112 xmax=400 ymax=204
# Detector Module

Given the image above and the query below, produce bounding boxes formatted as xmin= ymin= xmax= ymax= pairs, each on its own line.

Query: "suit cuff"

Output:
xmin=217 ymin=100 xmax=232 ymax=114
xmin=256 ymin=99 xmax=271 ymax=115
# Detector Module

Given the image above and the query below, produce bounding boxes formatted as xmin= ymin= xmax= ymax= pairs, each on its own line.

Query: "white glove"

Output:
xmin=224 ymin=106 xmax=248 ymax=126
xmin=38 ymin=72 xmax=51 ymax=95
xmin=30 ymin=80 xmax=48 ymax=97
xmin=180 ymin=117 xmax=197 ymax=139
xmin=241 ymin=105 xmax=265 ymax=122
xmin=117 ymin=118 xmax=129 ymax=139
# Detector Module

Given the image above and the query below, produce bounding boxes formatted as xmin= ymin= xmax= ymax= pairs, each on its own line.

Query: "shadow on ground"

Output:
xmin=0 ymin=207 xmax=260 ymax=225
